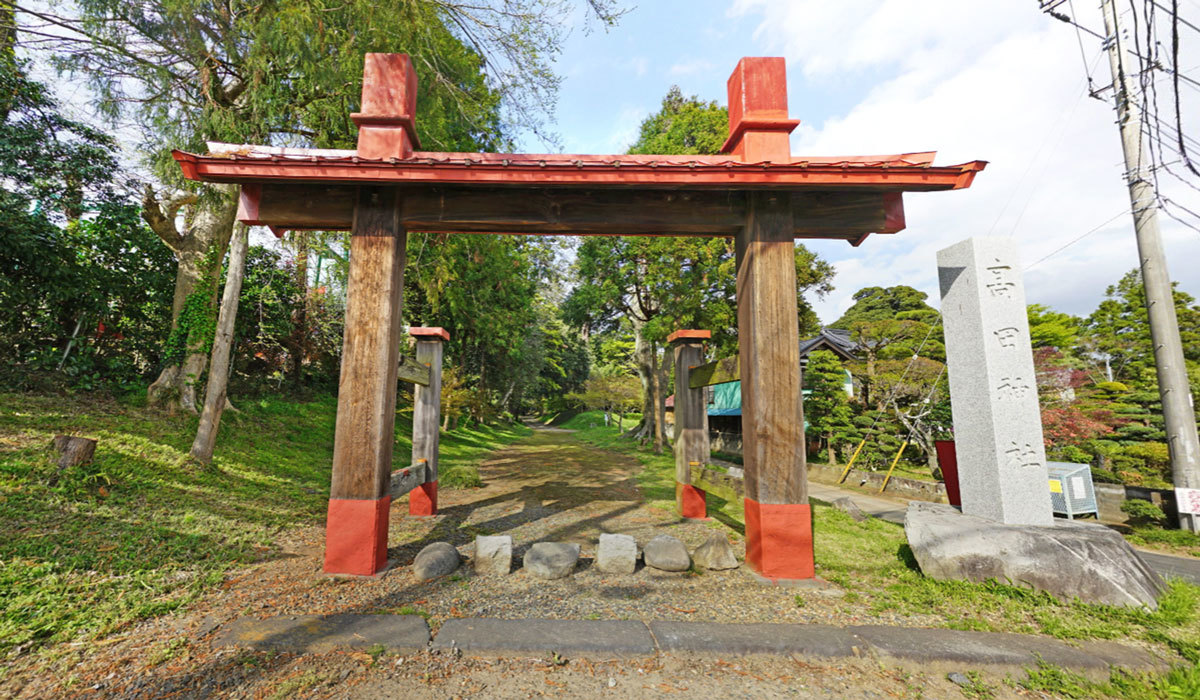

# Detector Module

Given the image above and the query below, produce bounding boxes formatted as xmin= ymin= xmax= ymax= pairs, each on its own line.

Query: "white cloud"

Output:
xmin=668 ymin=58 xmax=716 ymax=76
xmin=605 ymin=105 xmax=650 ymax=153
xmin=734 ymin=0 xmax=1200 ymax=323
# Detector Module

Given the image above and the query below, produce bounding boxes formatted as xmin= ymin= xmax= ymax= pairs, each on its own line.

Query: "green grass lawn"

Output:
xmin=0 ymin=391 xmax=528 ymax=659
xmin=567 ymin=410 xmax=1200 ymax=696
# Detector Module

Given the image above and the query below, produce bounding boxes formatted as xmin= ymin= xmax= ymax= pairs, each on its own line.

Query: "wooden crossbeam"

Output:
xmin=389 ymin=461 xmax=429 ymax=498
xmin=397 ymin=355 xmax=431 ymax=386
xmin=689 ymin=355 xmax=740 ymax=389
xmin=239 ymin=184 xmax=904 ymax=239
xmin=690 ymin=465 xmax=745 ymax=503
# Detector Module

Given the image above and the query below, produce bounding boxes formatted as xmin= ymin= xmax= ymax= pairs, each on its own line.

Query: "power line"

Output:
xmin=1026 ymin=210 xmax=1131 ymax=270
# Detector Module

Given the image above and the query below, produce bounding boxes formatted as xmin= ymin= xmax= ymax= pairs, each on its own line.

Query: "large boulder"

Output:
xmin=474 ymin=535 xmax=513 ymax=576
xmin=905 ymin=501 xmax=1165 ymax=609
xmin=692 ymin=533 xmax=738 ymax=570
xmin=413 ymin=542 xmax=460 ymax=581
xmin=523 ymin=542 xmax=581 ymax=579
xmin=596 ymin=533 xmax=638 ymax=575
xmin=644 ymin=534 xmax=690 ymax=572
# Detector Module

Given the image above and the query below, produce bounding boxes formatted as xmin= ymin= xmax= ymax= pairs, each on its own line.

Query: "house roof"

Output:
xmin=799 ymin=327 xmax=858 ymax=362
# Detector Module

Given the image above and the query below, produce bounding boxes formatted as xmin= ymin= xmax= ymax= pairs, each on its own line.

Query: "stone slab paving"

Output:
xmin=217 ymin=614 xmax=430 ymax=653
xmin=650 ymin=621 xmax=861 ymax=658
xmin=219 ymin=615 xmax=1165 ymax=673
xmin=433 ymin=618 xmax=657 ymax=657
xmin=851 ymin=625 xmax=1110 ymax=670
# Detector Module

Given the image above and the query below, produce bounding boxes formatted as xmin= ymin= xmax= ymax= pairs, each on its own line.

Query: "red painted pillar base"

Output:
xmin=324 ymin=496 xmax=391 ymax=576
xmin=409 ymin=481 xmax=438 ymax=516
xmin=676 ymin=482 xmax=708 ymax=520
xmin=744 ymin=499 xmax=814 ymax=580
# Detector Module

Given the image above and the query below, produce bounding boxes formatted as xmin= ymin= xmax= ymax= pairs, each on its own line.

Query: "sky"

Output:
xmin=517 ymin=0 xmax=1200 ymax=326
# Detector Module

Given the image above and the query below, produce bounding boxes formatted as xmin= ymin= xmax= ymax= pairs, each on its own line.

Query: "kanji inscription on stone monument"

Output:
xmin=938 ymin=236 xmax=1053 ymax=526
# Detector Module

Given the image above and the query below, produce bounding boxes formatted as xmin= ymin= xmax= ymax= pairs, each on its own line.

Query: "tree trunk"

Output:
xmin=655 ymin=344 xmax=673 ymax=450
xmin=53 ymin=435 xmax=97 ymax=469
xmin=289 ymin=231 xmax=309 ymax=389
xmin=144 ymin=188 xmax=238 ymax=412
xmin=629 ymin=318 xmax=656 ymax=442
xmin=0 ymin=4 xmax=16 ymax=122
xmin=826 ymin=432 xmax=836 ymax=465
xmin=190 ymin=224 xmax=249 ymax=463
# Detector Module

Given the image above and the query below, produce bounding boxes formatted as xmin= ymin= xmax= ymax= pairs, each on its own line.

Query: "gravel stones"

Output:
xmin=692 ymin=533 xmax=739 ymax=570
xmin=596 ymin=533 xmax=638 ymax=574
xmin=644 ymin=534 xmax=690 ymax=572
xmin=474 ymin=535 xmax=513 ymax=576
xmin=523 ymin=542 xmax=580 ymax=579
xmin=413 ymin=542 xmax=460 ymax=581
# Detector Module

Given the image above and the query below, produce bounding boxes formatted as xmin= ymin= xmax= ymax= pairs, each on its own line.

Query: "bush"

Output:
xmin=1122 ymin=498 xmax=1167 ymax=527
xmin=1049 ymin=444 xmax=1090 ymax=464
xmin=1090 ymin=466 xmax=1123 ymax=484
xmin=1122 ymin=442 xmax=1171 ymax=480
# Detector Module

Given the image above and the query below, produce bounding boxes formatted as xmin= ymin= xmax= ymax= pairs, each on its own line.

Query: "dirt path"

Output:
xmin=3 ymin=427 xmax=1036 ymax=699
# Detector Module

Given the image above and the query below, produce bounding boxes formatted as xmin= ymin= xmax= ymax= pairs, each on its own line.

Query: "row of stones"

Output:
xmin=413 ymin=532 xmax=739 ymax=582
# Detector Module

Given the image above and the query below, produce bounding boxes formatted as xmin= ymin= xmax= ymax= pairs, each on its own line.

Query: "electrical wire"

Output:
xmin=1025 ymin=210 xmax=1131 ymax=270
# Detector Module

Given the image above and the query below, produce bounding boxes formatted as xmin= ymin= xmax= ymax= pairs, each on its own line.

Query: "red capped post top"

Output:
xmin=352 ymin=53 xmax=421 ymax=160
xmin=408 ymin=326 xmax=450 ymax=341
xmin=667 ymin=329 xmax=711 ymax=344
xmin=721 ymin=57 xmax=800 ymax=163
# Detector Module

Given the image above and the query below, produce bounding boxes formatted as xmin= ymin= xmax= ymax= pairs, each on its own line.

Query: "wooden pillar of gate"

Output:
xmin=671 ymin=330 xmax=711 ymax=519
xmin=323 ymin=53 xmax=419 ymax=576
xmin=408 ymin=327 xmax=447 ymax=516
xmin=724 ymin=58 xmax=813 ymax=580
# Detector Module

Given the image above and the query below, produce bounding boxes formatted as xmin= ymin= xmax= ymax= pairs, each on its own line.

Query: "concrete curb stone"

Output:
xmin=650 ymin=621 xmax=860 ymax=658
xmin=433 ymin=618 xmax=655 ymax=658
xmin=217 ymin=614 xmax=430 ymax=653
xmin=217 ymin=614 xmax=1168 ymax=675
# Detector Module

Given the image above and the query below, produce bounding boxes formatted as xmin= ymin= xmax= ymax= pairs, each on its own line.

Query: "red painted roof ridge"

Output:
xmin=174 ymin=149 xmax=986 ymax=191
xmin=201 ymin=142 xmax=942 ymax=167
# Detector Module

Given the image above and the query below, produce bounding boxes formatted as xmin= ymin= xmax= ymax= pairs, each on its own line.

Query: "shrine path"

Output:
xmin=4 ymin=424 xmax=1177 ymax=699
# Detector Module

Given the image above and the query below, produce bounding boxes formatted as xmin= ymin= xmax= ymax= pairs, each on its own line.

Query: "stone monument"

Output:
xmin=937 ymin=236 xmax=1053 ymax=526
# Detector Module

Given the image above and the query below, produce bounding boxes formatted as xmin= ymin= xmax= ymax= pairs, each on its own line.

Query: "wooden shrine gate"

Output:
xmin=174 ymin=53 xmax=985 ymax=579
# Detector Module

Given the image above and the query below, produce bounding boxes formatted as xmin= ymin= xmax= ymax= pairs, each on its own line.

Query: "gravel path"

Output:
xmin=0 ymin=427 xmax=1094 ymax=698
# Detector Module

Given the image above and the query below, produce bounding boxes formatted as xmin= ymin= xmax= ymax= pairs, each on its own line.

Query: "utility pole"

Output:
xmin=1100 ymin=0 xmax=1200 ymax=531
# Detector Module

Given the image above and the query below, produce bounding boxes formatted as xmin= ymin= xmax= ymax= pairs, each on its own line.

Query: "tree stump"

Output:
xmin=53 ymin=435 xmax=97 ymax=469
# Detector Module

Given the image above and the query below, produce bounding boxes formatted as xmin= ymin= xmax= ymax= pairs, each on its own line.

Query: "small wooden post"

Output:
xmin=670 ymin=330 xmax=711 ymax=519
xmin=323 ymin=54 xmax=416 ymax=576
xmin=408 ymin=326 xmax=447 ymax=516
xmin=725 ymin=58 xmax=813 ymax=581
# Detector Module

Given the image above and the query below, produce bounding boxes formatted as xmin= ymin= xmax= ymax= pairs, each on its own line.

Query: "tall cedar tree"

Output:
xmin=26 ymin=0 xmax=620 ymax=411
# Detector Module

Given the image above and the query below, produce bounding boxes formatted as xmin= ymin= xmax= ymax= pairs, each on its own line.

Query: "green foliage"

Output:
xmin=1027 ymin=303 xmax=1081 ymax=349
xmin=161 ymin=269 xmax=219 ymax=367
xmin=1122 ymin=499 xmax=1168 ymax=526
xmin=1020 ymin=659 xmax=1200 ymax=700
xmin=831 ymin=285 xmax=939 ymax=330
xmin=627 ymin=86 xmax=729 ymax=156
xmin=403 ymin=235 xmax=568 ymax=416
xmin=568 ymin=369 xmax=641 ymax=423
xmin=803 ymin=350 xmax=854 ymax=459
xmin=1084 ymin=269 xmax=1200 ymax=385
xmin=0 ymin=62 xmax=174 ymax=389
xmin=0 ymin=60 xmax=116 ymax=215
